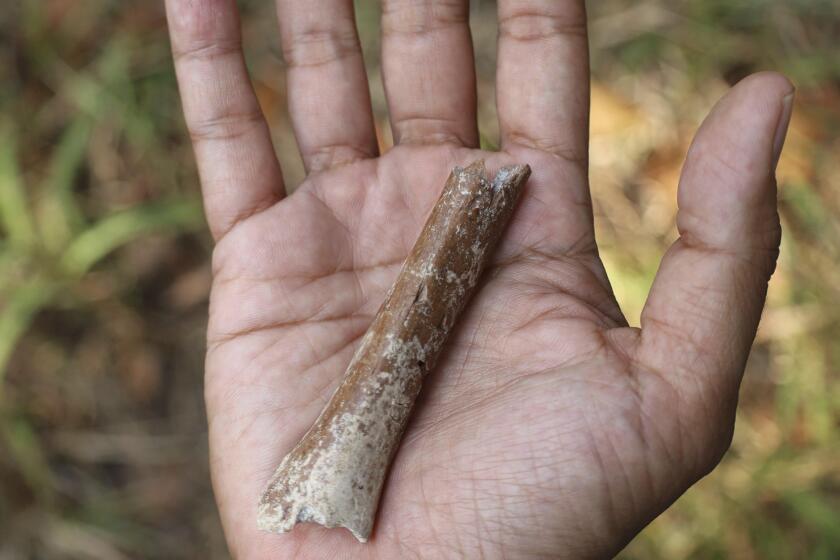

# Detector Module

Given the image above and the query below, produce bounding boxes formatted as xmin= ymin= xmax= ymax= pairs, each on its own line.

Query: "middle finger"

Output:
xmin=381 ymin=0 xmax=479 ymax=147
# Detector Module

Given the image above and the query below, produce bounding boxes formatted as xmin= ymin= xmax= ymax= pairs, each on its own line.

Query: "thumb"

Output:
xmin=636 ymin=72 xmax=794 ymax=470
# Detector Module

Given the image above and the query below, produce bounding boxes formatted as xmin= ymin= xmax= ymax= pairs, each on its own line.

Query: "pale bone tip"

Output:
xmin=257 ymin=500 xmax=369 ymax=542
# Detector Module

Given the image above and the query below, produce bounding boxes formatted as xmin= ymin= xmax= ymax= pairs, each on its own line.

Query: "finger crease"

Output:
xmin=499 ymin=12 xmax=586 ymax=42
xmin=281 ymin=28 xmax=361 ymax=69
xmin=502 ymin=132 xmax=588 ymax=166
xmin=677 ymin=233 xmax=781 ymax=273
xmin=173 ymin=38 xmax=243 ymax=63
xmin=382 ymin=17 xmax=468 ymax=37
xmin=306 ymin=144 xmax=378 ymax=173
xmin=394 ymin=116 xmax=471 ymax=146
xmin=189 ymin=109 xmax=266 ymax=143
xmin=382 ymin=2 xmax=468 ymax=37
xmin=498 ymin=12 xmax=588 ymax=43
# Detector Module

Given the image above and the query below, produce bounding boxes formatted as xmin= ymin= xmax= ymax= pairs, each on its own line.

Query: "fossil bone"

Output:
xmin=257 ymin=160 xmax=531 ymax=542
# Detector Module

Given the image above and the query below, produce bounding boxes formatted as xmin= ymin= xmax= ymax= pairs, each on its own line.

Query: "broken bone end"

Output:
xmin=257 ymin=499 xmax=370 ymax=543
xmin=491 ymin=163 xmax=531 ymax=192
xmin=452 ymin=160 xmax=531 ymax=194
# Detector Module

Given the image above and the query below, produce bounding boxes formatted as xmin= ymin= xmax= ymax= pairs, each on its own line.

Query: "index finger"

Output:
xmin=166 ymin=0 xmax=285 ymax=240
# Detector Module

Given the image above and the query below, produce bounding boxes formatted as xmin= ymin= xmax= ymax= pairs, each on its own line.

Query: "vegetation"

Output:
xmin=0 ymin=0 xmax=837 ymax=557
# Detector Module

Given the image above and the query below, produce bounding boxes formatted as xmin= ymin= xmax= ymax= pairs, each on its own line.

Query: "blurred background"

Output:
xmin=1 ymin=0 xmax=838 ymax=558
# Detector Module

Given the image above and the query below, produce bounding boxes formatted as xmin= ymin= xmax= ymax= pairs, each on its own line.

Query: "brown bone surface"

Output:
xmin=258 ymin=160 xmax=531 ymax=542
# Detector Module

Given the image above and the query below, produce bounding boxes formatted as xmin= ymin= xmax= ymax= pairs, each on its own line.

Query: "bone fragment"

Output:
xmin=258 ymin=160 xmax=531 ymax=542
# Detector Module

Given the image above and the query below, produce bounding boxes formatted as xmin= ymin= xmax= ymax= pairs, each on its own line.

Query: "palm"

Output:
xmin=207 ymin=145 xmax=635 ymax=557
xmin=166 ymin=2 xmax=792 ymax=558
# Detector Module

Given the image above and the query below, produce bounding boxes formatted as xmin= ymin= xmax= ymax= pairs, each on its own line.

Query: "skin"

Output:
xmin=164 ymin=1 xmax=794 ymax=558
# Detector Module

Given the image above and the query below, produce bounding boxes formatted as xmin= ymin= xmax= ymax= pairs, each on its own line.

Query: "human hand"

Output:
xmin=165 ymin=1 xmax=793 ymax=558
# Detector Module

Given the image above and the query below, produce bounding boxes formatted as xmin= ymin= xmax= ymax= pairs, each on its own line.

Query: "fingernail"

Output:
xmin=772 ymin=91 xmax=795 ymax=170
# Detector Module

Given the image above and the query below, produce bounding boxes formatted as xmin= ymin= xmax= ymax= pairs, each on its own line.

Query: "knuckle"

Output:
xmin=281 ymin=23 xmax=361 ymax=68
xmin=188 ymin=108 xmax=265 ymax=143
xmin=382 ymin=0 xmax=468 ymax=36
xmin=173 ymin=37 xmax=241 ymax=64
xmin=498 ymin=9 xmax=587 ymax=43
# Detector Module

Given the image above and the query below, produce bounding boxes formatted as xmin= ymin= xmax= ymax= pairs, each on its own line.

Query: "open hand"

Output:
xmin=165 ymin=1 xmax=793 ymax=558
